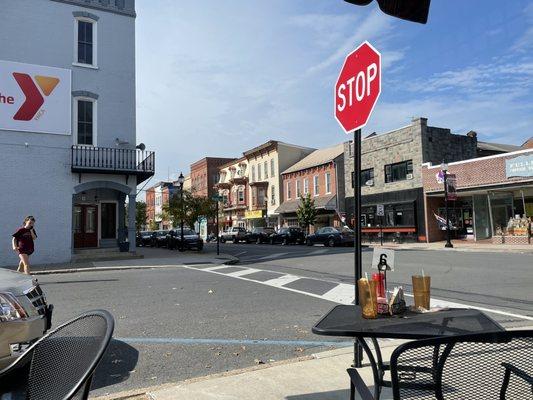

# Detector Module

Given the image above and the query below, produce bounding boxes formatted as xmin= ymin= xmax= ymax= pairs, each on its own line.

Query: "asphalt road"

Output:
xmin=35 ymin=243 xmax=533 ymax=396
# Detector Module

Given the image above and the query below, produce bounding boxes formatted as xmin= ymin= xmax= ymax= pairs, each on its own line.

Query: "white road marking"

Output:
xmin=225 ymin=267 xmax=261 ymax=277
xmin=184 ymin=264 xmax=533 ymax=322
xmin=263 ymin=274 xmax=302 ymax=288
xmin=257 ymin=252 xmax=290 ymax=261
xmin=309 ymin=249 xmax=329 ymax=255
xmin=321 ymin=283 xmax=355 ymax=305
xmin=232 ymin=251 xmax=248 ymax=257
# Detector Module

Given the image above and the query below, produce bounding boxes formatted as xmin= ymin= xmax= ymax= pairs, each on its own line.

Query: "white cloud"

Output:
xmin=512 ymin=3 xmax=533 ymax=52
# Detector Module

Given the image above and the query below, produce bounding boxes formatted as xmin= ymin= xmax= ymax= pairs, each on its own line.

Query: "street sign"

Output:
xmin=376 ymin=204 xmax=385 ymax=217
xmin=446 ymin=174 xmax=457 ymax=201
xmin=334 ymin=41 xmax=381 ymax=133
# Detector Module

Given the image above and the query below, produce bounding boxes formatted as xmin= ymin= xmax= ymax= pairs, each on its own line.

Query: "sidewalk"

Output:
xmin=93 ymin=342 xmax=402 ymax=400
xmin=24 ymin=248 xmax=238 ymax=275
xmin=365 ymin=240 xmax=533 ymax=253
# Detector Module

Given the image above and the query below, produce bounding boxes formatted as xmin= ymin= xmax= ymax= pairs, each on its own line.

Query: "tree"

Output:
xmin=148 ymin=220 xmax=158 ymax=231
xmin=296 ymin=193 xmax=317 ymax=234
xmin=136 ymin=201 xmax=147 ymax=232
xmin=163 ymin=190 xmax=216 ymax=230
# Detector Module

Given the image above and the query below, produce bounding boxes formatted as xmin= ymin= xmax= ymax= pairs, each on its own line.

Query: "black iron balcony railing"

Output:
xmin=71 ymin=145 xmax=155 ymax=184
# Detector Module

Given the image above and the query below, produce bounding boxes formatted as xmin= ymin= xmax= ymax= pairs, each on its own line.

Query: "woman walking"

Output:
xmin=12 ymin=216 xmax=37 ymax=275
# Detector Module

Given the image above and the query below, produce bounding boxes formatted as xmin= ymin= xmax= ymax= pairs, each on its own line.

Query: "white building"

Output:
xmin=0 ymin=0 xmax=154 ymax=266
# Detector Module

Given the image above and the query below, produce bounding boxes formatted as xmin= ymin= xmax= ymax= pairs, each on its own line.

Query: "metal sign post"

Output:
xmin=353 ymin=128 xmax=363 ymax=367
xmin=377 ymin=204 xmax=385 ymax=246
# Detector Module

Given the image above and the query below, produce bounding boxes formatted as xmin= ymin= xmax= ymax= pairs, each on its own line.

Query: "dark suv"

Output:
xmin=166 ymin=229 xmax=204 ymax=251
xmin=306 ymin=226 xmax=355 ymax=247
xmin=245 ymin=227 xmax=276 ymax=244
xmin=151 ymin=230 xmax=169 ymax=247
xmin=269 ymin=227 xmax=306 ymax=245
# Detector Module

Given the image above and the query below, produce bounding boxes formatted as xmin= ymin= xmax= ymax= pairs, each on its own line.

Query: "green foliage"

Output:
xmin=296 ymin=193 xmax=317 ymax=234
xmin=148 ymin=220 xmax=158 ymax=231
xmin=136 ymin=201 xmax=147 ymax=231
xmin=163 ymin=190 xmax=216 ymax=229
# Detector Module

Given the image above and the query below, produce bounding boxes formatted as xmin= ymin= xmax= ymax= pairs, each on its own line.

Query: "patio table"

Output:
xmin=312 ymin=305 xmax=505 ymax=400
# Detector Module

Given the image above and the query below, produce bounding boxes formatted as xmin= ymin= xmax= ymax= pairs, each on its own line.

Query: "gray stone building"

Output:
xmin=344 ymin=117 xmax=478 ymax=241
xmin=0 ymin=0 xmax=154 ymax=266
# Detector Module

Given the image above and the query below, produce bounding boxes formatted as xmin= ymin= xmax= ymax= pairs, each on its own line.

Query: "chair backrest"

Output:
xmin=390 ymin=330 xmax=533 ymax=400
xmin=26 ymin=309 xmax=114 ymax=400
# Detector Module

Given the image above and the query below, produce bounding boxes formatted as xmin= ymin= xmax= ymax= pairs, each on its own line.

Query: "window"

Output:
xmin=264 ymin=161 xmax=268 ymax=178
xmin=313 ymin=176 xmax=319 ymax=196
xmin=304 ymin=178 xmax=309 ymax=195
xmin=385 ymin=160 xmax=413 ymax=183
xmin=296 ymin=180 xmax=301 ymax=198
xmin=238 ymin=188 xmax=245 ymax=203
xmin=75 ymin=98 xmax=96 ymax=145
xmin=75 ymin=18 xmax=97 ymax=67
xmin=251 ymin=165 xmax=255 ymax=182
xmin=258 ymin=164 xmax=262 ymax=181
xmin=287 ymin=181 xmax=292 ymax=199
xmin=325 ymin=172 xmax=331 ymax=194
xmin=271 ymin=159 xmax=275 ymax=176
xmin=271 ymin=185 xmax=276 ymax=205
xmin=362 ymin=168 xmax=374 ymax=186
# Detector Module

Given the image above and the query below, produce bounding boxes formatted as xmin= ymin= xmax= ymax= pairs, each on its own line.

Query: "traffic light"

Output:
xmin=344 ymin=0 xmax=431 ymax=24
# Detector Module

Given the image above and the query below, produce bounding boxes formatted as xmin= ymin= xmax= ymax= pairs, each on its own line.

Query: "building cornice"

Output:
xmin=50 ymin=0 xmax=136 ymax=17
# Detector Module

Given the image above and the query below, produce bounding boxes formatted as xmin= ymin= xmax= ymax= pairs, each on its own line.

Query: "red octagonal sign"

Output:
xmin=335 ymin=41 xmax=381 ymax=133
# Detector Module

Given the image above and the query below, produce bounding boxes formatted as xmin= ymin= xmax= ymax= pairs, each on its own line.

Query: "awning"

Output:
xmin=275 ymin=194 xmax=337 ymax=214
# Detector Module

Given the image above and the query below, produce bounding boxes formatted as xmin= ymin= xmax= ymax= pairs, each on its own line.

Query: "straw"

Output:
xmin=365 ymin=272 xmax=369 ymax=281
xmin=422 ymin=269 xmax=425 ymax=277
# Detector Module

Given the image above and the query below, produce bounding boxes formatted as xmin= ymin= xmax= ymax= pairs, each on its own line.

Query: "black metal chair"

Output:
xmin=0 ymin=309 xmax=114 ymax=400
xmin=348 ymin=330 xmax=533 ymax=400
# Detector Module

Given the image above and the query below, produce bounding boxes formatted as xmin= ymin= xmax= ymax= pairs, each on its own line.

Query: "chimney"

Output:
xmin=466 ymin=130 xmax=477 ymax=138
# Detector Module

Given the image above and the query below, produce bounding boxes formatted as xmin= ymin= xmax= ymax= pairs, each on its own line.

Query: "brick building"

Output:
xmin=215 ymin=157 xmax=249 ymax=230
xmin=145 ymin=181 xmax=174 ymax=230
xmin=190 ymin=157 xmax=235 ymax=198
xmin=276 ymin=143 xmax=345 ymax=232
xmin=422 ymin=148 xmax=533 ymax=245
xmin=344 ymin=117 xmax=478 ymax=241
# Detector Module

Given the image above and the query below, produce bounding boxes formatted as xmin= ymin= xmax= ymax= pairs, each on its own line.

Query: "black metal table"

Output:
xmin=312 ymin=305 xmax=505 ymax=400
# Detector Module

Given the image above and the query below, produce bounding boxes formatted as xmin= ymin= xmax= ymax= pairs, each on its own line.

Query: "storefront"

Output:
xmin=422 ymin=149 xmax=533 ymax=244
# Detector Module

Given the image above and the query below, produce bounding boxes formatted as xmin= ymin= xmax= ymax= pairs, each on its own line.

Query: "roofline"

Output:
xmin=218 ymin=156 xmax=247 ymax=169
xmin=190 ymin=157 xmax=236 ymax=169
xmin=422 ymin=148 xmax=533 ymax=170
xmin=281 ymin=145 xmax=345 ymax=175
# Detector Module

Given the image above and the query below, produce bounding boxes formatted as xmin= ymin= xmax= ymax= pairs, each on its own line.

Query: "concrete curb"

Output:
xmin=366 ymin=244 xmax=533 ymax=254
xmin=30 ymin=255 xmax=240 ymax=275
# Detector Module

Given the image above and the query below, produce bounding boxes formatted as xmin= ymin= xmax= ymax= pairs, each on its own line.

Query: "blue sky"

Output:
xmin=135 ymin=0 xmax=533 ymax=184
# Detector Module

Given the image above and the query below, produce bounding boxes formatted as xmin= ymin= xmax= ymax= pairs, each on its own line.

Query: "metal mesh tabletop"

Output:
xmin=312 ymin=305 xmax=505 ymax=339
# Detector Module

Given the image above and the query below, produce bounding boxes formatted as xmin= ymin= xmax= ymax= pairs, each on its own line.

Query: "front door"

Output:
xmin=101 ymin=202 xmax=117 ymax=239
xmin=73 ymin=205 xmax=98 ymax=248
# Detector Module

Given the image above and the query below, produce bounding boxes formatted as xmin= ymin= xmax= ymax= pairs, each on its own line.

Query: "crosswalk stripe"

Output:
xmin=321 ymin=283 xmax=355 ymax=305
xmin=262 ymin=274 xmax=302 ymax=288
xmin=257 ymin=252 xmax=290 ymax=261
xmin=225 ymin=267 xmax=261 ymax=277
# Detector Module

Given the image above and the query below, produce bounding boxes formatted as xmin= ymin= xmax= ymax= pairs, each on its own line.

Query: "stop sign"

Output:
xmin=334 ymin=41 xmax=381 ymax=133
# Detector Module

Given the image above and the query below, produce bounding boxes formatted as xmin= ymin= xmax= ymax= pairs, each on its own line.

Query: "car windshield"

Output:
xmin=182 ymin=229 xmax=196 ymax=235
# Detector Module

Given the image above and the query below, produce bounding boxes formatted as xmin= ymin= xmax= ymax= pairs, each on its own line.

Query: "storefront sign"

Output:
xmin=245 ymin=210 xmax=263 ymax=219
xmin=0 ymin=60 xmax=71 ymax=135
xmin=376 ymin=204 xmax=385 ymax=216
xmin=506 ymin=155 xmax=533 ymax=178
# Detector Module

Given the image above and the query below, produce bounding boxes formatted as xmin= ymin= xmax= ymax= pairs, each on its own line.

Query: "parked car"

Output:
xmin=220 ymin=227 xmax=247 ymax=243
xmin=137 ymin=230 xmax=154 ymax=247
xmin=0 ymin=269 xmax=53 ymax=370
xmin=166 ymin=229 xmax=204 ymax=251
xmin=306 ymin=226 xmax=355 ymax=247
xmin=269 ymin=227 xmax=306 ymax=245
xmin=245 ymin=227 xmax=276 ymax=244
xmin=151 ymin=230 xmax=169 ymax=247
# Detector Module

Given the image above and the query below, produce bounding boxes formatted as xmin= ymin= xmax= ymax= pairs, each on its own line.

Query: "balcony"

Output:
xmin=71 ymin=145 xmax=155 ymax=184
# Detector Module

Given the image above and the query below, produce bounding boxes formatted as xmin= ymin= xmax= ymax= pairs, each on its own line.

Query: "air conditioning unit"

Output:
xmin=406 ymin=173 xmax=414 ymax=180
xmin=365 ymin=179 xmax=374 ymax=186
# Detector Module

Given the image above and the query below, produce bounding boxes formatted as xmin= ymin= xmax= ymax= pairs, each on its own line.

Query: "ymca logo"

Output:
xmin=11 ymin=73 xmax=60 ymax=121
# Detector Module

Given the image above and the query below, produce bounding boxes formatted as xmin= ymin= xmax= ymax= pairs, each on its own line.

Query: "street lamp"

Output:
xmin=440 ymin=161 xmax=454 ymax=248
xmin=177 ymin=172 xmax=185 ymax=251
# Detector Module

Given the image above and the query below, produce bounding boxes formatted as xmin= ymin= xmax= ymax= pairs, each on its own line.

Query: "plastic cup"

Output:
xmin=412 ymin=275 xmax=431 ymax=310
xmin=358 ymin=279 xmax=378 ymax=319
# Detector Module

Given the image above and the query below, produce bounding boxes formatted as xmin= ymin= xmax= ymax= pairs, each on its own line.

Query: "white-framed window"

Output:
xmin=74 ymin=17 xmax=98 ymax=68
xmin=313 ymin=176 xmax=319 ymax=196
xmin=325 ymin=172 xmax=331 ymax=194
xmin=73 ymin=97 xmax=97 ymax=145
xmin=251 ymin=165 xmax=255 ymax=182
xmin=304 ymin=178 xmax=309 ymax=195
xmin=286 ymin=181 xmax=292 ymax=200
xmin=296 ymin=180 xmax=301 ymax=198
xmin=264 ymin=161 xmax=268 ymax=178
xmin=238 ymin=187 xmax=245 ymax=203
xmin=258 ymin=163 xmax=262 ymax=180
xmin=271 ymin=185 xmax=276 ymax=205
xmin=270 ymin=159 xmax=275 ymax=176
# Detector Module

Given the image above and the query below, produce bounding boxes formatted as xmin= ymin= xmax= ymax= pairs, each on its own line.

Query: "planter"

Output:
xmin=119 ymin=242 xmax=130 ymax=252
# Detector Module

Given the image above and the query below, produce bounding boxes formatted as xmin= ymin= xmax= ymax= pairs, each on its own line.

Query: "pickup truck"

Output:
xmin=0 ymin=269 xmax=53 ymax=370
xmin=220 ymin=227 xmax=247 ymax=243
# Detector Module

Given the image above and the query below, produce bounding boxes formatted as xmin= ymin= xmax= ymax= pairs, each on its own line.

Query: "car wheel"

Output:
xmin=220 ymin=237 xmax=226 ymax=243
xmin=328 ymin=238 xmax=336 ymax=247
xmin=256 ymin=238 xmax=262 ymax=245
xmin=197 ymin=244 xmax=203 ymax=252
xmin=306 ymin=238 xmax=313 ymax=246
xmin=233 ymin=236 xmax=238 ymax=244
xmin=282 ymin=237 xmax=288 ymax=246
xmin=270 ymin=238 xmax=275 ymax=245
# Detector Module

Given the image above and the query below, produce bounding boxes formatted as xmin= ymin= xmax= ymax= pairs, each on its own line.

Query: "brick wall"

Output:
xmin=424 ymin=196 xmax=447 ymax=242
xmin=282 ymin=162 xmax=337 ymax=201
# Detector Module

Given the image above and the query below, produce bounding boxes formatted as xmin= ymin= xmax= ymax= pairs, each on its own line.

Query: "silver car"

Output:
xmin=0 ymin=269 xmax=53 ymax=370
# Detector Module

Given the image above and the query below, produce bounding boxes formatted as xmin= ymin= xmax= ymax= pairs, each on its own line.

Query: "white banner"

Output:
xmin=0 ymin=60 xmax=71 ymax=135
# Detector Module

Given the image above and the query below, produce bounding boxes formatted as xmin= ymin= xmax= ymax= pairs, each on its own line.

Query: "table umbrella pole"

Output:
xmin=353 ymin=128 xmax=363 ymax=368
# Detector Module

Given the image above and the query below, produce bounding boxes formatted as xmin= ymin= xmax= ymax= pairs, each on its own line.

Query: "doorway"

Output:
xmin=73 ymin=204 xmax=98 ymax=248
xmin=101 ymin=202 xmax=117 ymax=239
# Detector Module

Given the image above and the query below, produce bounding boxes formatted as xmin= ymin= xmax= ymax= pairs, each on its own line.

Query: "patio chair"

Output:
xmin=0 ymin=309 xmax=114 ymax=400
xmin=348 ymin=330 xmax=533 ymax=400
